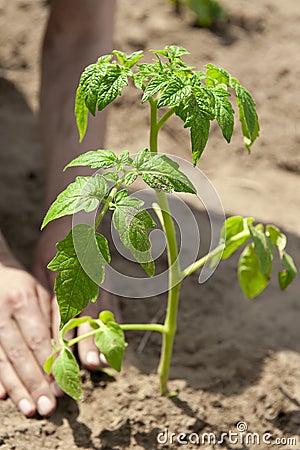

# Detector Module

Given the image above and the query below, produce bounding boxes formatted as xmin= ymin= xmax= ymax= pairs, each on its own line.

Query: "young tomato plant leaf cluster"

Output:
xmin=75 ymin=45 xmax=259 ymax=162
xmin=42 ymin=148 xmax=196 ymax=325
xmin=208 ymin=217 xmax=296 ymax=298
xmin=44 ymin=312 xmax=126 ymax=400
xmin=42 ymin=46 xmax=296 ymax=400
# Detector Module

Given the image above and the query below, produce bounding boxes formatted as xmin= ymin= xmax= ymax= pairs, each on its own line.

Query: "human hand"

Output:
xmin=0 ymin=262 xmax=56 ymax=417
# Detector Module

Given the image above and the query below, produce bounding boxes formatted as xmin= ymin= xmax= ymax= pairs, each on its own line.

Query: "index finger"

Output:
xmin=8 ymin=285 xmax=53 ymax=370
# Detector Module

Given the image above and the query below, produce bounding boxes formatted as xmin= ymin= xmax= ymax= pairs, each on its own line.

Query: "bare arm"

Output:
xmin=40 ymin=0 xmax=116 ymax=205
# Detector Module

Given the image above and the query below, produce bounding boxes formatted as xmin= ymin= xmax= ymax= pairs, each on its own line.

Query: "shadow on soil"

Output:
xmin=269 ymin=387 xmax=300 ymax=436
xmin=0 ymin=77 xmax=44 ymax=267
xmin=50 ymin=398 xmax=95 ymax=449
xmin=209 ymin=14 xmax=265 ymax=46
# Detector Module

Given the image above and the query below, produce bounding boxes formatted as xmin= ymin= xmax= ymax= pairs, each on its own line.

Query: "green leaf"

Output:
xmin=95 ymin=320 xmax=126 ymax=372
xmin=129 ymin=212 xmax=155 ymax=252
xmin=44 ymin=350 xmax=56 ymax=375
xmin=174 ymin=101 xmax=188 ymax=123
xmin=95 ymin=232 xmax=111 ymax=264
xmin=113 ymin=205 xmax=156 ymax=252
xmin=104 ymin=171 xmax=119 ymax=182
xmin=164 ymin=45 xmax=190 ymax=61
xmin=113 ymin=201 xmax=156 ymax=276
xmin=113 ymin=50 xmax=143 ymax=68
xmin=99 ymin=310 xmax=115 ymax=323
xmin=175 ymin=87 xmax=215 ymax=165
xmin=157 ymin=77 xmax=192 ymax=108
xmin=60 ymin=316 xmax=92 ymax=342
xmin=75 ymin=85 xmax=88 ymax=142
xmin=190 ymin=114 xmax=210 ymax=165
xmin=266 ymin=225 xmax=287 ymax=254
xmin=150 ymin=46 xmax=190 ymax=68
xmin=142 ymin=73 xmax=171 ymax=103
xmin=48 ymin=224 xmax=110 ymax=326
xmin=114 ymin=189 xmax=129 ymax=203
xmin=119 ymin=150 xmax=133 ymax=165
xmin=278 ymin=253 xmax=297 ymax=290
xmin=211 ymin=216 xmax=253 ymax=267
xmin=222 ymin=217 xmax=253 ymax=259
xmin=115 ymin=193 xmax=144 ymax=209
xmin=265 ymin=224 xmax=297 ymax=290
xmin=42 ymin=174 xmax=108 ymax=229
xmin=134 ymin=63 xmax=161 ymax=89
xmin=150 ymin=49 xmax=168 ymax=58
xmin=133 ymin=148 xmax=151 ymax=168
xmin=53 ymin=348 xmax=82 ymax=400
xmin=79 ymin=57 xmax=112 ymax=115
xmin=190 ymin=86 xmax=215 ymax=120
xmin=135 ymin=151 xmax=196 ymax=193
xmin=238 ymin=243 xmax=269 ymax=299
xmin=266 ymin=224 xmax=296 ymax=290
xmin=192 ymin=71 xmax=206 ymax=85
xmin=235 ymin=84 xmax=260 ymax=150
xmin=140 ymin=260 xmax=156 ymax=277
xmin=205 ymin=63 xmax=230 ymax=87
xmin=65 ymin=150 xmax=118 ymax=170
xmin=124 ymin=172 xmax=138 ymax=186
xmin=212 ymin=88 xmax=234 ymax=143
xmin=96 ymin=64 xmax=130 ymax=111
xmin=249 ymin=224 xmax=274 ymax=275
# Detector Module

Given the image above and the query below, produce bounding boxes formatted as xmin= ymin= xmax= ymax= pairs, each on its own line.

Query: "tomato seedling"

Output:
xmin=169 ymin=0 xmax=226 ymax=27
xmin=42 ymin=46 xmax=296 ymax=400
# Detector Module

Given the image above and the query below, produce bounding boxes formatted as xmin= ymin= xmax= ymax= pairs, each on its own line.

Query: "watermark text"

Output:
xmin=157 ymin=422 xmax=298 ymax=447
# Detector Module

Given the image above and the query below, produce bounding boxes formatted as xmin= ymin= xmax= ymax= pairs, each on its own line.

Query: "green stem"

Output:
xmin=182 ymin=244 xmax=223 ymax=278
xmin=149 ymin=100 xmax=182 ymax=395
xmin=158 ymin=282 xmax=181 ymax=395
xmin=156 ymin=190 xmax=182 ymax=395
xmin=149 ymin=98 xmax=158 ymax=153
xmin=182 ymin=229 xmax=251 ymax=278
xmin=121 ymin=324 xmax=166 ymax=333
xmin=157 ymin=108 xmax=175 ymax=130
xmin=64 ymin=323 xmax=166 ymax=348
xmin=94 ymin=177 xmax=125 ymax=229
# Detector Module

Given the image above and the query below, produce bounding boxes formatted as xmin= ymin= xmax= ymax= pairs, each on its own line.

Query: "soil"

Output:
xmin=1 ymin=0 xmax=300 ymax=449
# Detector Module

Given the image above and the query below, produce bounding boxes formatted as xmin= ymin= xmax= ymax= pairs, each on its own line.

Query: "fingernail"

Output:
xmin=37 ymin=395 xmax=54 ymax=417
xmin=86 ymin=351 xmax=100 ymax=367
xmin=18 ymin=398 xmax=35 ymax=416
xmin=99 ymin=353 xmax=108 ymax=366
xmin=50 ymin=381 xmax=64 ymax=397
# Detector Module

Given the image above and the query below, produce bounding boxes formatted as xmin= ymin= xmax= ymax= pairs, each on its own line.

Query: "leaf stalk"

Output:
xmin=64 ymin=323 xmax=167 ymax=348
xmin=94 ymin=178 xmax=125 ymax=229
xmin=157 ymin=108 xmax=175 ymax=130
xmin=182 ymin=229 xmax=250 ymax=277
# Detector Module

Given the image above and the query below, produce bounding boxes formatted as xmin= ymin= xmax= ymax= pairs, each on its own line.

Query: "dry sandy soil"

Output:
xmin=1 ymin=0 xmax=300 ymax=449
